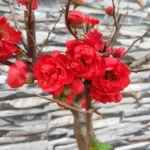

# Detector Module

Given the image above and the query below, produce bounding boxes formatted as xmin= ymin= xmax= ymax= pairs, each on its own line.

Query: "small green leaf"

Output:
xmin=16 ymin=49 xmax=23 ymax=58
xmin=90 ymin=140 xmax=113 ymax=150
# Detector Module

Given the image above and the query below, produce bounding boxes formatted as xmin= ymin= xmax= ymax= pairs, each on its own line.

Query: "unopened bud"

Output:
xmin=105 ymin=6 xmax=114 ymax=16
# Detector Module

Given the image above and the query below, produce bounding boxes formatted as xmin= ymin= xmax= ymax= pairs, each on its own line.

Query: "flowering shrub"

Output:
xmin=2 ymin=0 xmax=130 ymax=107
xmin=2 ymin=0 xmax=148 ymax=149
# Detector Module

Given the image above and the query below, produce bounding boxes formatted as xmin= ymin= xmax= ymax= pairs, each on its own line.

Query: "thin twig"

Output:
xmin=108 ymin=4 xmax=129 ymax=50
xmin=130 ymin=53 xmax=150 ymax=69
xmin=9 ymin=0 xmax=27 ymax=50
xmin=122 ymin=28 xmax=150 ymax=58
xmin=116 ymin=0 xmax=122 ymax=16
xmin=35 ymin=94 xmax=90 ymax=114
xmin=131 ymin=68 xmax=150 ymax=73
xmin=65 ymin=0 xmax=78 ymax=39
xmin=40 ymin=10 xmax=64 ymax=52
xmin=111 ymin=14 xmax=122 ymax=47
xmin=107 ymin=0 xmax=121 ymax=49
xmin=112 ymin=0 xmax=117 ymax=27
xmin=94 ymin=109 xmax=102 ymax=116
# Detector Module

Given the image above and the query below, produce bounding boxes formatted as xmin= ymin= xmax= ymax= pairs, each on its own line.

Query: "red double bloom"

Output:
xmin=0 ymin=16 xmax=21 ymax=61
xmin=90 ymin=57 xmax=131 ymax=103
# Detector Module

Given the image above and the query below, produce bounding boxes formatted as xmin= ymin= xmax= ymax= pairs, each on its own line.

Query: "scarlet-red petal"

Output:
xmin=71 ymin=78 xmax=84 ymax=94
xmin=7 ymin=60 xmax=27 ymax=88
xmin=17 ymin=0 xmax=38 ymax=10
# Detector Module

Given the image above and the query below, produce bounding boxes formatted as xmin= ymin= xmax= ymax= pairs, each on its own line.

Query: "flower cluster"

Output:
xmin=3 ymin=0 xmax=130 ymax=108
xmin=33 ymin=3 xmax=130 ymax=105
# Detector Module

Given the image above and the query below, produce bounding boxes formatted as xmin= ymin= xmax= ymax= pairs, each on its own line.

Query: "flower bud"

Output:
xmin=68 ymin=10 xmax=84 ymax=29
xmin=114 ymin=47 xmax=126 ymax=58
xmin=8 ymin=60 xmax=27 ymax=88
xmin=105 ymin=6 xmax=114 ymax=16
xmin=84 ymin=15 xmax=99 ymax=28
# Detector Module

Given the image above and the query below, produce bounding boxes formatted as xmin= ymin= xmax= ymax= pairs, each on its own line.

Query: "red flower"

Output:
xmin=33 ymin=53 xmax=74 ymax=95
xmin=85 ymin=30 xmax=104 ymax=51
xmin=90 ymin=86 xmax=122 ymax=103
xmin=106 ymin=48 xmax=113 ymax=56
xmin=70 ymin=77 xmax=84 ymax=94
xmin=84 ymin=15 xmax=99 ymax=27
xmin=114 ymin=47 xmax=126 ymax=58
xmin=66 ymin=39 xmax=99 ymax=79
xmin=105 ymin=6 xmax=114 ymax=16
xmin=17 ymin=0 xmax=38 ymax=10
xmin=56 ymin=78 xmax=84 ymax=108
xmin=68 ymin=10 xmax=85 ymax=28
xmin=7 ymin=60 xmax=27 ymax=88
xmin=0 ymin=16 xmax=21 ymax=61
xmin=91 ymin=57 xmax=130 ymax=103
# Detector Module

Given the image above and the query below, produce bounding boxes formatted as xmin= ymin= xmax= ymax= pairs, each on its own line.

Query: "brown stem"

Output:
xmin=122 ymin=28 xmax=150 ymax=58
xmin=35 ymin=94 xmax=89 ymax=114
xmin=131 ymin=67 xmax=150 ymax=73
xmin=85 ymin=81 xmax=95 ymax=150
xmin=72 ymin=109 xmax=88 ymax=150
xmin=65 ymin=0 xmax=78 ymax=39
xmin=130 ymin=53 xmax=150 ymax=69
xmin=25 ymin=0 xmax=36 ymax=63
xmin=40 ymin=10 xmax=64 ymax=52
xmin=71 ymin=95 xmax=88 ymax=150
xmin=71 ymin=82 xmax=95 ymax=150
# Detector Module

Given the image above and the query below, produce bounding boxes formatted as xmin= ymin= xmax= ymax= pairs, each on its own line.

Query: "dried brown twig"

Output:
xmin=107 ymin=0 xmax=123 ymax=49
xmin=112 ymin=0 xmax=117 ymax=27
xmin=130 ymin=53 xmax=150 ymax=69
xmin=40 ymin=10 xmax=64 ymax=52
xmin=9 ymin=0 xmax=27 ymax=50
xmin=35 ymin=94 xmax=91 ymax=114
xmin=122 ymin=28 xmax=150 ymax=58
xmin=131 ymin=67 xmax=150 ymax=73
xmin=108 ymin=1 xmax=129 ymax=49
xmin=65 ymin=0 xmax=78 ymax=39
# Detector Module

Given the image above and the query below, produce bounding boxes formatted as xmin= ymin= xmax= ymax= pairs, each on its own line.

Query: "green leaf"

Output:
xmin=16 ymin=49 xmax=23 ymax=59
xmin=90 ymin=140 xmax=113 ymax=150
